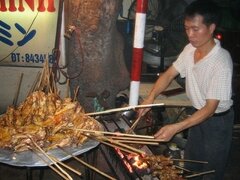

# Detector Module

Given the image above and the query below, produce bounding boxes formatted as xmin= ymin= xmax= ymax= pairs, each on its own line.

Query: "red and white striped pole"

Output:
xmin=129 ymin=0 xmax=148 ymax=106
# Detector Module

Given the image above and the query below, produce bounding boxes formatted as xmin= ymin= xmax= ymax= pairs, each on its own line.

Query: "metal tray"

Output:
xmin=0 ymin=139 xmax=99 ymax=167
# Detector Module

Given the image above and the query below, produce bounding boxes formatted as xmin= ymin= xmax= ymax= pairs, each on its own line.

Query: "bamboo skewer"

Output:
xmin=185 ymin=170 xmax=215 ymax=178
xmin=47 ymin=65 xmax=52 ymax=93
xmin=12 ymin=73 xmax=24 ymax=107
xmin=37 ymin=61 xmax=47 ymax=90
xmin=92 ymin=135 xmax=146 ymax=155
xmin=83 ymin=132 xmax=144 ymax=155
xmin=70 ymin=128 xmax=155 ymax=139
xmin=32 ymin=150 xmax=69 ymax=180
xmin=174 ymin=165 xmax=192 ymax=173
xmin=106 ymin=136 xmax=162 ymax=145
xmin=29 ymin=136 xmax=73 ymax=180
xmin=50 ymin=155 xmax=82 ymax=176
xmin=94 ymin=137 xmax=137 ymax=154
xmin=66 ymin=79 xmax=70 ymax=98
xmin=114 ymin=140 xmax=159 ymax=145
xmin=172 ymin=158 xmax=208 ymax=164
xmin=86 ymin=103 xmax=164 ymax=116
xmin=106 ymin=136 xmax=161 ymax=141
xmin=73 ymin=86 xmax=80 ymax=101
xmin=59 ymin=147 xmax=116 ymax=180
xmin=72 ymin=128 xmax=158 ymax=150
xmin=51 ymin=72 xmax=57 ymax=94
xmin=128 ymin=116 xmax=142 ymax=132
xmin=37 ymin=65 xmax=45 ymax=90
xmin=28 ymin=71 xmax=41 ymax=95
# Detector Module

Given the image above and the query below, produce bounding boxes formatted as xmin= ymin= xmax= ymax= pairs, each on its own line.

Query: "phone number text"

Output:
xmin=11 ymin=53 xmax=55 ymax=64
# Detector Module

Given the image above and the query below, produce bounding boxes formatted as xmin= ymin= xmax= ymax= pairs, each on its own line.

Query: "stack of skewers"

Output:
xmin=27 ymin=128 xmax=215 ymax=180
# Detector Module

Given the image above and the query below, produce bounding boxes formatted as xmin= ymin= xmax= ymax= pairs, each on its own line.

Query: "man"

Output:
xmin=139 ymin=1 xmax=234 ymax=179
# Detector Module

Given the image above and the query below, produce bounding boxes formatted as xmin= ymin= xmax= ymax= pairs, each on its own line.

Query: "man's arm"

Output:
xmin=154 ymin=99 xmax=220 ymax=141
xmin=144 ymin=66 xmax=179 ymax=102
xmin=139 ymin=66 xmax=179 ymax=115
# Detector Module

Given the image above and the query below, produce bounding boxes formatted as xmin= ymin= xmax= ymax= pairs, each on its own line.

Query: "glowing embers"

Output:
xmin=132 ymin=155 xmax=148 ymax=169
xmin=115 ymin=148 xmax=134 ymax=173
xmin=116 ymin=148 xmax=184 ymax=180
xmin=140 ymin=155 xmax=184 ymax=180
xmin=115 ymin=148 xmax=150 ymax=176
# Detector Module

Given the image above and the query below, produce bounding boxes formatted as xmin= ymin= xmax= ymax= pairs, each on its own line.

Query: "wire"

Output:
xmin=52 ymin=0 xmax=84 ymax=84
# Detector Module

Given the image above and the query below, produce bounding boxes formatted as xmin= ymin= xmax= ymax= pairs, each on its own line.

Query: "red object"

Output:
xmin=131 ymin=48 xmax=143 ymax=81
xmin=129 ymin=0 xmax=148 ymax=105
xmin=136 ymin=0 xmax=148 ymax=13
xmin=131 ymin=0 xmax=148 ymax=81
xmin=215 ymin=33 xmax=222 ymax=40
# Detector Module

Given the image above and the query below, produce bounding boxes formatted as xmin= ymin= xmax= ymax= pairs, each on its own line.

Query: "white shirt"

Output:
xmin=173 ymin=39 xmax=233 ymax=113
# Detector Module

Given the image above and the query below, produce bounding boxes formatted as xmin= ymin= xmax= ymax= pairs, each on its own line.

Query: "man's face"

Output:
xmin=184 ymin=15 xmax=215 ymax=48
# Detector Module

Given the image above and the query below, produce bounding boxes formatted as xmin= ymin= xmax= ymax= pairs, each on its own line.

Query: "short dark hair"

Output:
xmin=184 ymin=0 xmax=221 ymax=26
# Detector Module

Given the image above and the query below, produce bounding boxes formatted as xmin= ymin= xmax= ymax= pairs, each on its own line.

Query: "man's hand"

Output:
xmin=154 ymin=124 xmax=180 ymax=142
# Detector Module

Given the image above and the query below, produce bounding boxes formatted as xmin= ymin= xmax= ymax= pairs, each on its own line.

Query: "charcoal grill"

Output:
xmin=85 ymin=110 xmax=163 ymax=180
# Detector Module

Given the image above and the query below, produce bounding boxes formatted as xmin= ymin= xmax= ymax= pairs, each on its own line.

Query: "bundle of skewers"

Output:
xmin=71 ymin=128 xmax=163 ymax=154
xmin=19 ymin=128 xmax=215 ymax=180
xmin=65 ymin=129 xmax=216 ymax=180
xmin=28 ymin=135 xmax=116 ymax=180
